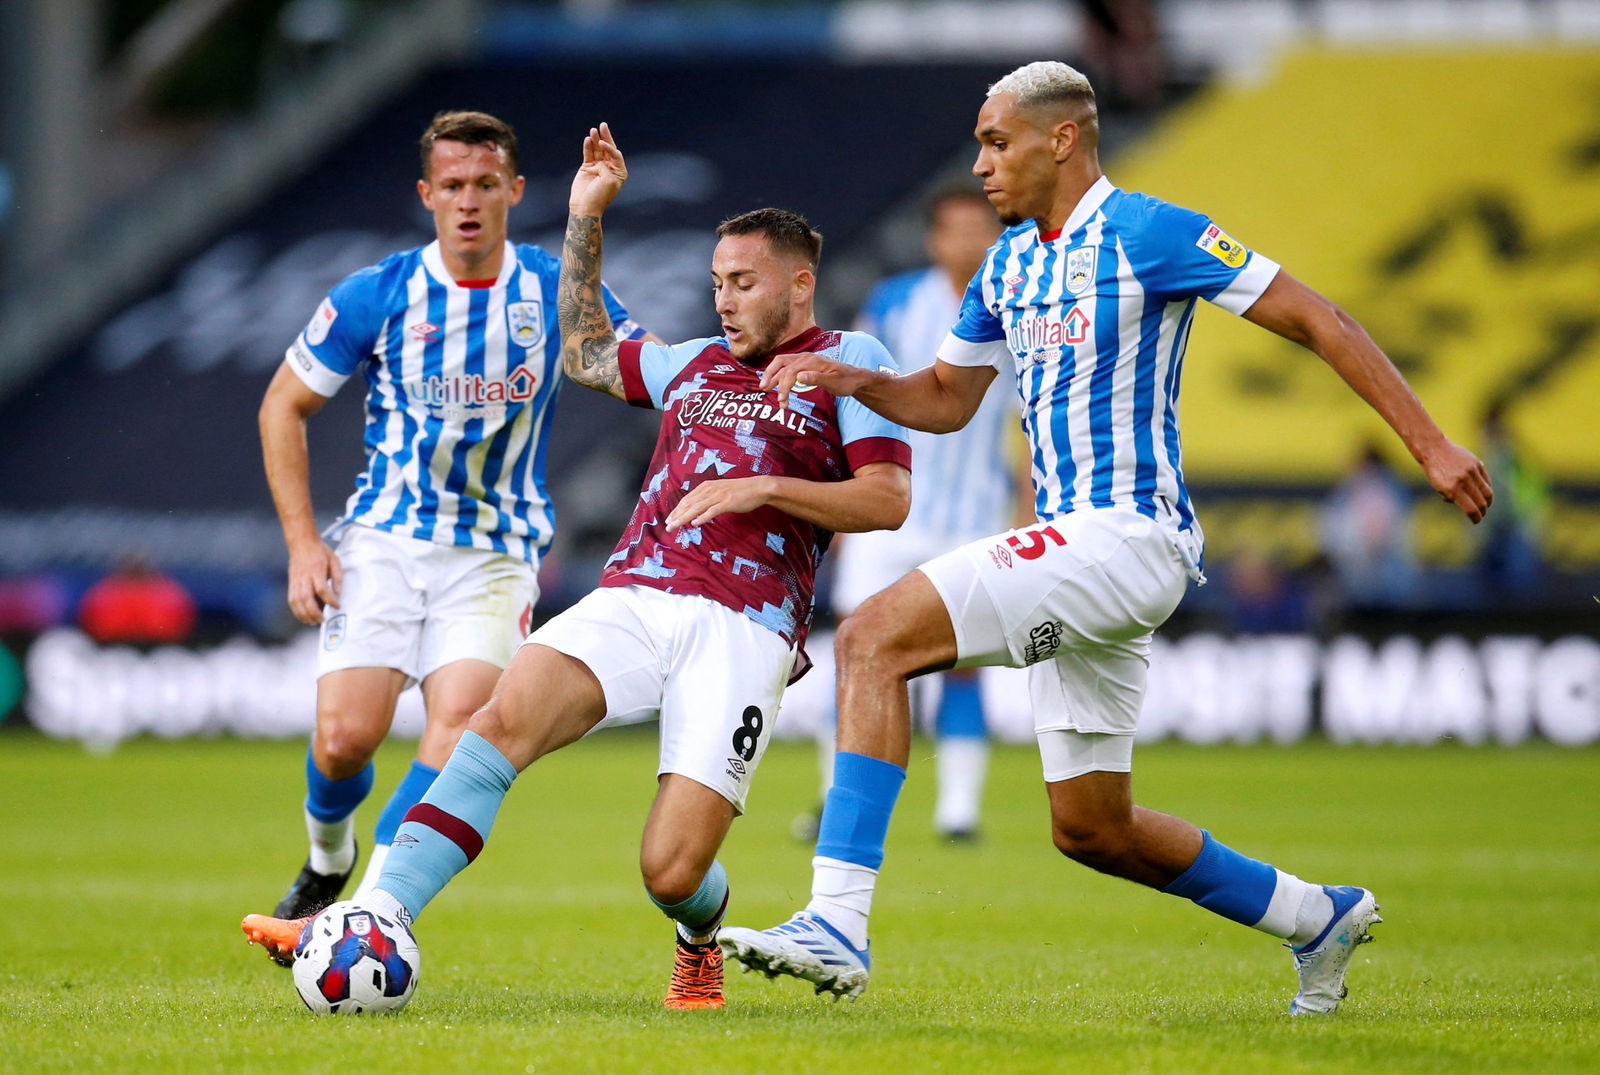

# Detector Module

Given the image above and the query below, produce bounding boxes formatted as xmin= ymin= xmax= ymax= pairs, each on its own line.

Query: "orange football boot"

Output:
xmin=663 ymin=937 xmax=725 ymax=1010
xmin=241 ymin=913 xmax=311 ymax=967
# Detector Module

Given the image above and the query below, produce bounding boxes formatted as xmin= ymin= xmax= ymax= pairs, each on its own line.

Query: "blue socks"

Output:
xmin=377 ymin=731 xmax=517 ymax=920
xmin=651 ymin=860 xmax=729 ymax=943
xmin=304 ymin=749 xmax=373 ymax=822
xmin=373 ymin=760 xmax=440 ymax=845
xmin=935 ymin=676 xmax=986 ymax=739
xmin=815 ymin=752 xmax=907 ymax=870
xmin=1161 ymin=830 xmax=1280 ymax=927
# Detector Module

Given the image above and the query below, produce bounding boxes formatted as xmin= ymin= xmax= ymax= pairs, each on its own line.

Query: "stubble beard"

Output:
xmin=731 ymin=293 xmax=795 ymax=360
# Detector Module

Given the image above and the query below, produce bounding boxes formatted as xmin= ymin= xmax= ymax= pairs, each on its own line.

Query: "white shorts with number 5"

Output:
xmin=918 ymin=509 xmax=1191 ymax=737
xmin=524 ymin=585 xmax=796 ymax=813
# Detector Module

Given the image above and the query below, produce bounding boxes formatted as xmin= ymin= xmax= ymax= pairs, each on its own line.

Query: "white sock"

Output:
xmin=366 ymin=887 xmax=411 ymax=927
xmin=351 ymin=843 xmax=390 ymax=900
xmin=816 ymin=727 xmax=837 ymax=800
xmin=1251 ymin=867 xmax=1327 ymax=941
xmin=305 ymin=809 xmax=356 ymax=876
xmin=676 ymin=920 xmax=720 ymax=947
xmin=1289 ymin=885 xmax=1337 ymax=947
xmin=806 ymin=855 xmax=877 ymax=949
xmin=933 ymin=737 xmax=988 ymax=833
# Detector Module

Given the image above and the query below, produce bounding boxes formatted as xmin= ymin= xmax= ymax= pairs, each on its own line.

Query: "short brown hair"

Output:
xmin=419 ymin=110 xmax=519 ymax=179
xmin=716 ymin=208 xmax=823 ymax=270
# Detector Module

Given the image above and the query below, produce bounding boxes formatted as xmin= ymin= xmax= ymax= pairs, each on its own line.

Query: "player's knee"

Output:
xmin=314 ymin=721 xmax=383 ymax=776
xmin=425 ymin=699 xmax=477 ymax=733
xmin=638 ymin=850 xmax=701 ymax=907
xmin=465 ymin=699 xmax=512 ymax=745
xmin=835 ymin=600 xmax=914 ymax=676
xmin=1050 ymin=817 xmax=1131 ymax=873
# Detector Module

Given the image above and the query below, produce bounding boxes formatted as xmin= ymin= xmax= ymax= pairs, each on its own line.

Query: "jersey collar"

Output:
xmin=1038 ymin=175 xmax=1116 ymax=242
xmin=421 ymin=240 xmax=516 ymax=290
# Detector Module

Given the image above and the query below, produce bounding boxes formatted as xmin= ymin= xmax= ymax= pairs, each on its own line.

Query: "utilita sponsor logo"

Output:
xmin=405 ymin=367 xmax=538 ymax=411
xmin=677 ymin=389 xmax=811 ymax=432
xmin=1006 ymin=307 xmax=1091 ymax=353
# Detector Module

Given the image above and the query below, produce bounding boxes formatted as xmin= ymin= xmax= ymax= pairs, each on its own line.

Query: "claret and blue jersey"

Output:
xmin=938 ymin=177 xmax=1281 ymax=569
xmin=603 ymin=326 xmax=911 ymax=659
xmin=285 ymin=239 xmax=642 ymax=563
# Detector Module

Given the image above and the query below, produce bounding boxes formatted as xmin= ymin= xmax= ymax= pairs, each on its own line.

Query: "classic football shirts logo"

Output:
xmin=676 ymin=389 xmax=812 ymax=432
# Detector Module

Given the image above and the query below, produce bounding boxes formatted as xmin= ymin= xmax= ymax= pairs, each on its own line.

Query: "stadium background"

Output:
xmin=1 ymin=0 xmax=1596 ymax=750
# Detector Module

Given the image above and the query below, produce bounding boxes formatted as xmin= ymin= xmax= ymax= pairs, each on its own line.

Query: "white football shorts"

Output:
xmin=917 ymin=509 xmax=1190 ymax=775
xmin=524 ymin=585 xmax=795 ymax=813
xmin=830 ymin=525 xmax=994 ymax=616
xmin=316 ymin=524 xmax=537 ymax=686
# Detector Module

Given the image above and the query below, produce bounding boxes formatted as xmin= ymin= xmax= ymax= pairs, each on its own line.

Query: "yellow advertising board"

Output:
xmin=1114 ymin=47 xmax=1600 ymax=483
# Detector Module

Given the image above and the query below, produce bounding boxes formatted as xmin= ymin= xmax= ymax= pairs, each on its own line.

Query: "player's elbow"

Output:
xmin=920 ymin=412 xmax=968 ymax=435
xmin=871 ymin=476 xmax=912 ymax=531
xmin=1300 ymin=297 xmax=1365 ymax=355
xmin=258 ymin=389 xmax=295 ymax=439
xmin=879 ymin=487 xmax=912 ymax=531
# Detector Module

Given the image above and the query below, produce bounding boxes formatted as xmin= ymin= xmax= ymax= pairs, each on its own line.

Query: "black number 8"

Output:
xmin=731 ymin=705 xmax=764 ymax=762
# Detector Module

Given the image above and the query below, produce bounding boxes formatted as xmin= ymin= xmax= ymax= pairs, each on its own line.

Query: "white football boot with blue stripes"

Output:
xmin=718 ymin=912 xmax=871 ymax=999
xmin=1288 ymin=885 xmax=1382 ymax=1015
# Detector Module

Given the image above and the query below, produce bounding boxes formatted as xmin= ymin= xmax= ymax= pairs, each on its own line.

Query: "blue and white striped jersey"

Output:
xmin=857 ymin=267 xmax=1018 ymax=543
xmin=938 ymin=177 xmax=1280 ymax=569
xmin=285 ymin=240 xmax=641 ymax=563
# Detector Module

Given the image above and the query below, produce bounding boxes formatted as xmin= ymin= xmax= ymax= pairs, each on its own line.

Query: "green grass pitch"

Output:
xmin=2 ymin=730 xmax=1596 ymax=1073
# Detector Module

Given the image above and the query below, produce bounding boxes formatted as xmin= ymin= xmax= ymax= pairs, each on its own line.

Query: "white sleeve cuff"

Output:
xmin=937 ymin=332 xmax=1011 ymax=369
xmin=284 ymin=337 xmax=349 ymax=398
xmin=1212 ymin=253 xmax=1281 ymax=315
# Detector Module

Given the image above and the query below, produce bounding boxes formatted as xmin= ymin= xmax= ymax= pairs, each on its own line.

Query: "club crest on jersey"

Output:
xmin=506 ymin=302 xmax=544 ymax=349
xmin=305 ymin=297 xmax=338 ymax=346
xmin=1195 ymin=223 xmax=1248 ymax=268
xmin=1066 ymin=248 xmax=1097 ymax=295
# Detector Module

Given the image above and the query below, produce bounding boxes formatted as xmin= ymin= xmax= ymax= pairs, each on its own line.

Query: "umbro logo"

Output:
xmin=1004 ymin=274 xmax=1024 ymax=295
xmin=712 ymin=364 xmax=736 ymax=374
xmin=393 ymin=833 xmax=419 ymax=846
xmin=409 ymin=321 xmax=441 ymax=340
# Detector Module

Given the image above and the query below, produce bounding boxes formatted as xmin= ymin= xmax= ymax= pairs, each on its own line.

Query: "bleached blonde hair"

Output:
xmin=987 ymin=62 xmax=1098 ymax=142
xmin=988 ymin=61 xmax=1094 ymax=106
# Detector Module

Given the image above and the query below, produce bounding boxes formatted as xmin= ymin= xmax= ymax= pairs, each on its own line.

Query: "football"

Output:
xmin=291 ymin=901 xmax=421 ymax=1015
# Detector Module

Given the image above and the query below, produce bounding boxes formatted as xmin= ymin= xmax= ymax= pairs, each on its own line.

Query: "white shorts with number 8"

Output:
xmin=524 ymin=585 xmax=796 ymax=813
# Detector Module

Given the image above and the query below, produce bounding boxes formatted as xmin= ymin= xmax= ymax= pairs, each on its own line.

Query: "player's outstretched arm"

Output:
xmin=760 ymin=355 xmax=996 ymax=433
xmin=258 ymin=363 xmax=343 ymax=625
xmin=1244 ymin=270 xmax=1493 ymax=523
xmin=559 ymin=123 xmax=629 ymax=400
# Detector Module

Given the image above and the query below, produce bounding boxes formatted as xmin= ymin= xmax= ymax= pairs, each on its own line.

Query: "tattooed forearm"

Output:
xmin=558 ymin=212 xmax=624 ymax=397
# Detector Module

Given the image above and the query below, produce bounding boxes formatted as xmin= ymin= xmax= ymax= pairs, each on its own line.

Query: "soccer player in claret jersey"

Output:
xmin=242 ymin=111 xmax=647 ymax=963
xmin=240 ymin=123 xmax=912 ymax=1010
xmin=721 ymin=62 xmax=1493 ymax=1013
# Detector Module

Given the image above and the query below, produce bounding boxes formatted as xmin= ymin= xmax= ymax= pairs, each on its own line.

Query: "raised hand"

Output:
xmin=569 ymin=122 xmax=627 ymax=217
